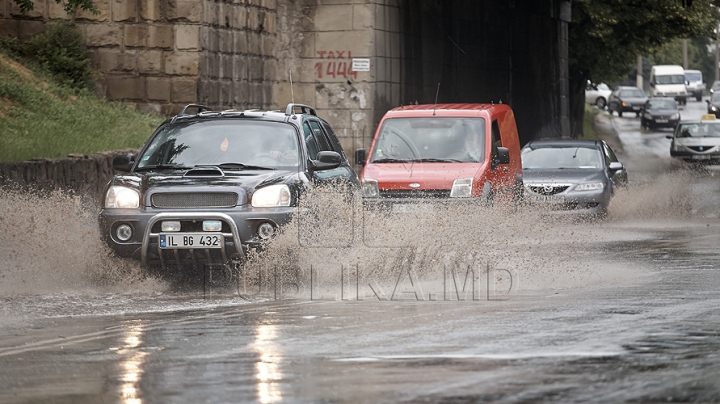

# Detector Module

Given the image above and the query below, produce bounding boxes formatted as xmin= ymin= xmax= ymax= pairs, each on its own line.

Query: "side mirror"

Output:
xmin=650 ymin=82 xmax=655 ymax=88
xmin=310 ymin=150 xmax=342 ymax=171
xmin=113 ymin=153 xmax=135 ymax=172
xmin=496 ymin=147 xmax=510 ymax=165
xmin=608 ymin=161 xmax=623 ymax=171
xmin=666 ymin=134 xmax=674 ymax=139
xmin=707 ymin=100 xmax=711 ymax=104
xmin=355 ymin=148 xmax=366 ymax=166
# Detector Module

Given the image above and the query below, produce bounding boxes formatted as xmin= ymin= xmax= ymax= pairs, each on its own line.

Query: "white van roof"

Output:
xmin=652 ymin=65 xmax=684 ymax=73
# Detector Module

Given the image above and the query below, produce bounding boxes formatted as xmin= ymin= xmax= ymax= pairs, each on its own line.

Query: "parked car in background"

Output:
xmin=357 ymin=103 xmax=523 ymax=209
xmin=667 ymin=114 xmax=720 ymax=164
xmin=585 ymin=82 xmax=612 ymax=109
xmin=706 ymin=92 xmax=720 ymax=117
xmin=684 ymin=69 xmax=705 ymax=101
xmin=640 ymin=97 xmax=681 ymax=130
xmin=521 ymin=139 xmax=627 ymax=218
xmin=99 ymin=103 xmax=360 ymax=278
xmin=710 ymin=80 xmax=720 ymax=94
xmin=649 ymin=65 xmax=688 ymax=105
xmin=607 ymin=86 xmax=648 ymax=117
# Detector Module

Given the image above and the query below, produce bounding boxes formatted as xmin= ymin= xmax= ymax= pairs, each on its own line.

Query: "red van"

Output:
xmin=356 ymin=103 xmax=523 ymax=207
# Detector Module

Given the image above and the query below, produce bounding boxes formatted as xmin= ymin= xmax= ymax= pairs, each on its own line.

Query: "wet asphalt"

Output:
xmin=2 ymin=100 xmax=720 ymax=403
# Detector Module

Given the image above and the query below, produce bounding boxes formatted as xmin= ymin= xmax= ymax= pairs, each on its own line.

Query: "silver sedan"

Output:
xmin=520 ymin=139 xmax=628 ymax=217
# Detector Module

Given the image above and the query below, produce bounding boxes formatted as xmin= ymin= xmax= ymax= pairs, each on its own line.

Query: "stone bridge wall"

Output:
xmin=0 ymin=151 xmax=135 ymax=198
xmin=0 ymin=0 xmax=279 ymax=115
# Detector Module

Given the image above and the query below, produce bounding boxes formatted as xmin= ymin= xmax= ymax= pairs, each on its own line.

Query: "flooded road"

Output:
xmin=2 ymin=101 xmax=720 ymax=403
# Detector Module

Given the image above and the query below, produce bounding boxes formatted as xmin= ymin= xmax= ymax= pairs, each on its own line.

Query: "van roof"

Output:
xmin=652 ymin=65 xmax=684 ymax=71
xmin=384 ymin=103 xmax=510 ymax=117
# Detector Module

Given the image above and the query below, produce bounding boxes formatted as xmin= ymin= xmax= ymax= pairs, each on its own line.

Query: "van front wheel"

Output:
xmin=480 ymin=182 xmax=494 ymax=208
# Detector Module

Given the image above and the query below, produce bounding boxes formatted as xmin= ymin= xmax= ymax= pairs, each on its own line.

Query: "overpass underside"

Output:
xmin=390 ymin=0 xmax=572 ymax=144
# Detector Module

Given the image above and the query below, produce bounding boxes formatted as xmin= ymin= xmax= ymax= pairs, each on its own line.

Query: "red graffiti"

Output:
xmin=315 ymin=50 xmax=358 ymax=79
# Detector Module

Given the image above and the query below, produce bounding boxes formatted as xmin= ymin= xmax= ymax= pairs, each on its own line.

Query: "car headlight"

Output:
xmin=105 ymin=186 xmax=140 ymax=208
xmin=575 ymin=182 xmax=604 ymax=191
xmin=450 ymin=178 xmax=473 ymax=198
xmin=252 ymin=184 xmax=291 ymax=207
xmin=670 ymin=113 xmax=680 ymax=120
xmin=711 ymin=106 xmax=717 ymax=112
xmin=362 ymin=178 xmax=379 ymax=198
xmin=643 ymin=112 xmax=653 ymax=119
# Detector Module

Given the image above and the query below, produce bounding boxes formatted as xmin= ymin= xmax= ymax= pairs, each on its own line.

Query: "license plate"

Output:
xmin=392 ymin=203 xmax=433 ymax=214
xmin=530 ymin=195 xmax=565 ymax=204
xmin=159 ymin=233 xmax=223 ymax=249
xmin=656 ymin=119 xmax=668 ymax=123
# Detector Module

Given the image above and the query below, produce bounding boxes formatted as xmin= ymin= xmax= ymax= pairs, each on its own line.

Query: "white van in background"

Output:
xmin=650 ymin=65 xmax=688 ymax=105
xmin=684 ymin=69 xmax=705 ymax=101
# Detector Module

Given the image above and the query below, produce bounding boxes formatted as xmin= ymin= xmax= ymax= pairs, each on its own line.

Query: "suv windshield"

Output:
xmin=522 ymin=145 xmax=603 ymax=170
xmin=370 ymin=117 xmax=486 ymax=163
xmin=136 ymin=120 xmax=300 ymax=170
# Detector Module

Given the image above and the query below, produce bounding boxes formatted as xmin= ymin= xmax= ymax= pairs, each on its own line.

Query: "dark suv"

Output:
xmin=99 ymin=103 xmax=359 ymax=275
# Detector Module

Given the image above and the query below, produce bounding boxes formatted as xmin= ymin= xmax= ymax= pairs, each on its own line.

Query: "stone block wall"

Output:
xmin=0 ymin=150 xmax=136 ymax=197
xmin=276 ymin=0 xmax=399 ymax=167
xmin=0 ymin=0 xmax=279 ymax=115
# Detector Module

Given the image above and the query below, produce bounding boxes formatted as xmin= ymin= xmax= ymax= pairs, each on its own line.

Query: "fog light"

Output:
xmin=203 ymin=220 xmax=222 ymax=232
xmin=116 ymin=224 xmax=133 ymax=241
xmin=161 ymin=221 xmax=181 ymax=232
xmin=257 ymin=223 xmax=276 ymax=240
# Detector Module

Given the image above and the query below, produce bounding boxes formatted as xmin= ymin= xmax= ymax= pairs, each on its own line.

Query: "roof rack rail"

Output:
xmin=285 ymin=103 xmax=317 ymax=117
xmin=178 ymin=104 xmax=213 ymax=116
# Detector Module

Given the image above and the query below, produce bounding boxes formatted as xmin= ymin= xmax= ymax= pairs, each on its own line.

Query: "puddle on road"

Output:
xmin=1 ymin=169 xmax=716 ymax=321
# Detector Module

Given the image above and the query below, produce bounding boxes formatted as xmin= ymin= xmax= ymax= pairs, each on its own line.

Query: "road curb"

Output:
xmin=594 ymin=110 xmax=625 ymax=156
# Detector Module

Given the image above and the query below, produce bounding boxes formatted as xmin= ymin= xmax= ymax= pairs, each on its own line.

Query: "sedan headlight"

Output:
xmin=575 ymin=182 xmax=605 ymax=191
xmin=362 ymin=178 xmax=379 ymax=198
xmin=252 ymin=184 xmax=291 ymax=207
xmin=643 ymin=112 xmax=653 ymax=119
xmin=450 ymin=178 xmax=473 ymax=198
xmin=711 ymin=106 xmax=718 ymax=112
xmin=670 ymin=113 xmax=680 ymax=120
xmin=105 ymin=186 xmax=140 ymax=208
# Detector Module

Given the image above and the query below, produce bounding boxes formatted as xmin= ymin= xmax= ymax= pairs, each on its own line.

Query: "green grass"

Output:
xmin=580 ymin=104 xmax=599 ymax=140
xmin=0 ymin=54 xmax=162 ymax=163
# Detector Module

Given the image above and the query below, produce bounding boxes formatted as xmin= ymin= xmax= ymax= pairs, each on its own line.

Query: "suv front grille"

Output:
xmin=379 ymin=189 xmax=451 ymax=199
xmin=151 ymin=192 xmax=238 ymax=208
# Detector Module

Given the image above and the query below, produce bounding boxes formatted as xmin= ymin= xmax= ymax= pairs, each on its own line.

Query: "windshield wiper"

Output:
xmin=372 ymin=158 xmax=415 ymax=163
xmin=417 ymin=158 xmax=463 ymax=163
xmin=206 ymin=163 xmax=274 ymax=171
xmin=135 ymin=164 xmax=190 ymax=171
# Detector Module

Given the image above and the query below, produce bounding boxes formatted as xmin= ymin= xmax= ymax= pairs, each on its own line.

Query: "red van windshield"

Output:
xmin=370 ymin=117 xmax=486 ymax=163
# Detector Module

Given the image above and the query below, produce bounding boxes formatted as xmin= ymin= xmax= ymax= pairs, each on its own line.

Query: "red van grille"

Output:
xmin=380 ymin=189 xmax=451 ymax=199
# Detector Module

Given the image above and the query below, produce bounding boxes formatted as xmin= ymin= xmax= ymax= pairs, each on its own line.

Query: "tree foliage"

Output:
xmin=13 ymin=0 xmax=97 ymax=15
xmin=568 ymin=0 xmax=720 ymax=137
xmin=570 ymin=0 xmax=719 ymax=84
